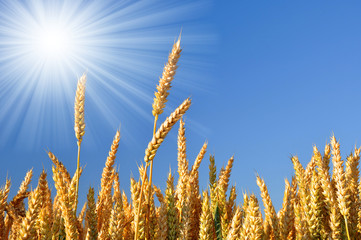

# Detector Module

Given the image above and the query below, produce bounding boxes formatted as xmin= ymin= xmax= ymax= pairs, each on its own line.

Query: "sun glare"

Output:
xmin=0 ymin=0 xmax=212 ymax=150
xmin=30 ymin=22 xmax=73 ymax=62
xmin=38 ymin=28 xmax=71 ymax=58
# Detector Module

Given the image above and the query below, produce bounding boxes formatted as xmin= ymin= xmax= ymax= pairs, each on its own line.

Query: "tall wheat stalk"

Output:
xmin=134 ymin=34 xmax=182 ymax=240
xmin=74 ymin=73 xmax=86 ymax=212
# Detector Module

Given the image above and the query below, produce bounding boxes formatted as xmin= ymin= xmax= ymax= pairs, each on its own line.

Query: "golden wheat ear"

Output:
xmin=144 ymin=97 xmax=191 ymax=164
xmin=199 ymin=191 xmax=214 ymax=240
xmin=73 ymin=73 xmax=87 ymax=214
xmin=152 ymin=33 xmax=182 ymax=117
xmin=256 ymin=175 xmax=279 ymax=239
xmin=74 ymin=73 xmax=87 ymax=144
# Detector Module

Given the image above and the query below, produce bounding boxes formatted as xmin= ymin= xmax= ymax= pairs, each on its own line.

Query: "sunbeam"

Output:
xmin=0 ymin=0 xmax=214 ymax=150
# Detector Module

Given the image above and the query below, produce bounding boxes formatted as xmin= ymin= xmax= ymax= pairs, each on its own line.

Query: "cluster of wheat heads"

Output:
xmin=1 ymin=37 xmax=361 ymax=240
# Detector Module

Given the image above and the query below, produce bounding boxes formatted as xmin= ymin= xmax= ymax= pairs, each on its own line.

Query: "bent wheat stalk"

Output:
xmin=134 ymin=97 xmax=191 ymax=240
xmin=144 ymin=98 xmax=191 ymax=164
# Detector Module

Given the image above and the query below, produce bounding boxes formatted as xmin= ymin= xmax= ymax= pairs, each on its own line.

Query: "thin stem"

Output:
xmin=146 ymin=115 xmax=158 ymax=239
xmin=344 ymin=215 xmax=351 ymax=240
xmin=134 ymin=115 xmax=158 ymax=240
xmin=75 ymin=141 xmax=81 ymax=213
xmin=153 ymin=114 xmax=158 ymax=136
xmin=134 ymin=161 xmax=150 ymax=240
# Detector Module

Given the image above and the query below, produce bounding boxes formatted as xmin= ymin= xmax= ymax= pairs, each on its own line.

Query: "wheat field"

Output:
xmin=0 ymin=37 xmax=360 ymax=240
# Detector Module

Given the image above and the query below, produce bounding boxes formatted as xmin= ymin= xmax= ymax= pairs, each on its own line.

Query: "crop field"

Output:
xmin=0 ymin=37 xmax=359 ymax=240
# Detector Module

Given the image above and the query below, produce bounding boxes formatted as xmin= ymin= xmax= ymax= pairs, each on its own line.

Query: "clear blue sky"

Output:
xmin=1 ymin=0 xmax=361 ymax=211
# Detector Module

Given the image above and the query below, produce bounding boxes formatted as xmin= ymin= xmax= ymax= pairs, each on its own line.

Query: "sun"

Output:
xmin=38 ymin=27 xmax=71 ymax=58
xmin=31 ymin=22 xmax=73 ymax=62
xmin=0 ymin=0 xmax=211 ymax=150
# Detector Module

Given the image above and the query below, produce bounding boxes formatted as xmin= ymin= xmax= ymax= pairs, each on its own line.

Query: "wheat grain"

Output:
xmin=278 ymin=179 xmax=294 ymax=240
xmin=47 ymin=151 xmax=71 ymax=185
xmin=145 ymin=97 xmax=191 ymax=164
xmin=0 ymin=180 xmax=11 ymax=239
xmin=19 ymin=189 xmax=41 ymax=240
xmin=158 ymin=202 xmax=168 ymax=240
xmin=176 ymin=117 xmax=189 ymax=222
xmin=256 ymin=175 xmax=279 ymax=239
xmin=74 ymin=73 xmax=86 ymax=143
xmin=152 ymin=34 xmax=182 ymax=117
xmin=52 ymin=166 xmax=79 ymax=239
xmin=199 ymin=191 xmax=214 ymax=240
xmin=97 ymin=130 xmax=120 ymax=231
xmin=36 ymin=171 xmax=53 ymax=240
xmin=309 ymin=170 xmax=323 ymax=238
xmin=165 ymin=172 xmax=179 ymax=240
xmin=191 ymin=141 xmax=208 ymax=174
xmin=226 ymin=207 xmax=242 ymax=240
xmin=85 ymin=187 xmax=97 ymax=240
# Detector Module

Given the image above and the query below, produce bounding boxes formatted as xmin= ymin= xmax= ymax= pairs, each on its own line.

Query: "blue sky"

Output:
xmin=1 ymin=0 xmax=361 ymax=211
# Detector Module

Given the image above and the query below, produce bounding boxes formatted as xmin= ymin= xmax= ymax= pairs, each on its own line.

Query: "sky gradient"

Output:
xmin=2 ymin=1 xmax=361 ymax=211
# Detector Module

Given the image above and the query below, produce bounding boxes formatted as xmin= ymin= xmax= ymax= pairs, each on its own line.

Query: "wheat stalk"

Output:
xmin=176 ymin=117 xmax=189 ymax=222
xmin=74 ymin=73 xmax=87 ymax=213
xmin=19 ymin=189 xmax=40 ymax=240
xmin=97 ymin=130 xmax=120 ymax=232
xmin=256 ymin=175 xmax=279 ymax=239
xmin=152 ymin=35 xmax=182 ymax=117
xmin=199 ymin=191 xmax=214 ymax=240
xmin=85 ymin=187 xmax=97 ymax=240
xmin=0 ymin=180 xmax=11 ymax=239
xmin=145 ymin=97 xmax=191 ymax=162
